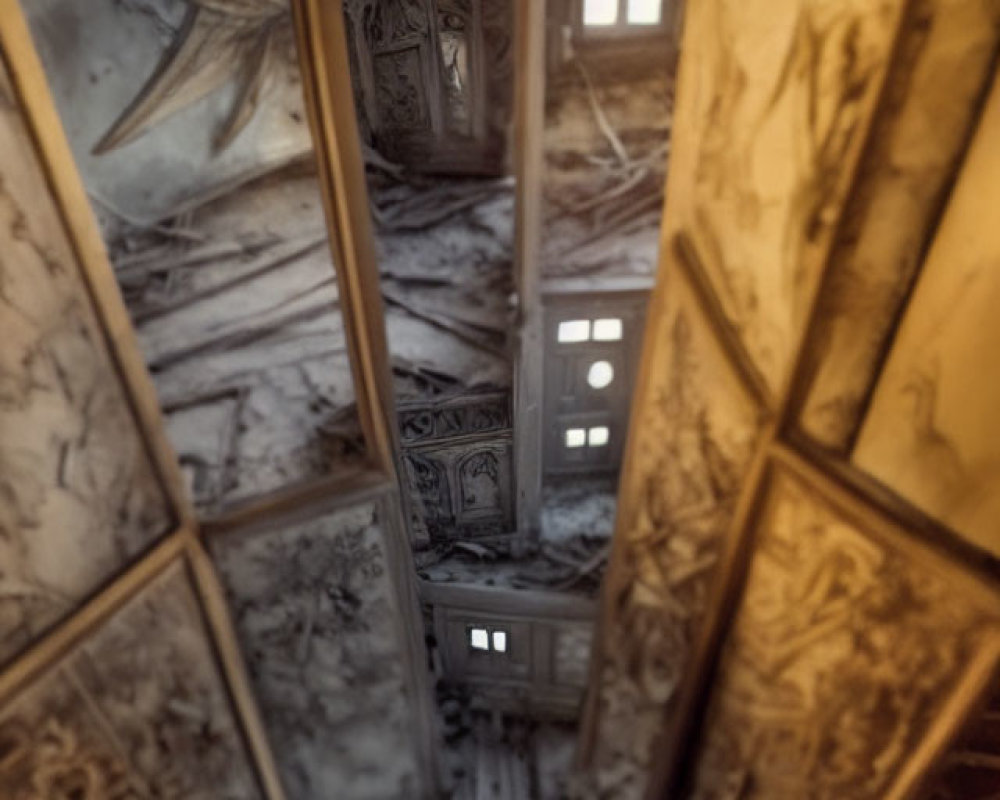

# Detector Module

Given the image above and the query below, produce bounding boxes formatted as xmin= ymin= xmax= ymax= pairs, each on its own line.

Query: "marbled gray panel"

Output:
xmin=210 ymin=502 xmax=421 ymax=800
xmin=0 ymin=61 xmax=172 ymax=665
xmin=0 ymin=561 xmax=262 ymax=799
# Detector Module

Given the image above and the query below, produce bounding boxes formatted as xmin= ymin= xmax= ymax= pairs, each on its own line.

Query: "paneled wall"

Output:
xmin=0 ymin=1 xmax=436 ymax=798
xmin=580 ymin=0 xmax=1000 ymax=797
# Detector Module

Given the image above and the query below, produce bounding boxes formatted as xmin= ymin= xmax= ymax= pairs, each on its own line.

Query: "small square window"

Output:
xmin=593 ymin=318 xmax=623 ymax=341
xmin=565 ymin=428 xmax=587 ymax=448
xmin=584 ymin=0 xmax=618 ymax=26
xmin=492 ymin=630 xmax=508 ymax=653
xmin=627 ymin=0 xmax=662 ymax=24
xmin=589 ymin=426 xmax=610 ymax=447
xmin=558 ymin=319 xmax=591 ymax=343
xmin=469 ymin=627 xmax=490 ymax=651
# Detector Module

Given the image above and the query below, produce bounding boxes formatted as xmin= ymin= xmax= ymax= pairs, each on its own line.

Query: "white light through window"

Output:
xmin=593 ymin=318 xmax=623 ymax=341
xmin=470 ymin=627 xmax=490 ymax=651
xmin=627 ymin=0 xmax=662 ymax=24
xmin=589 ymin=426 xmax=610 ymax=447
xmin=584 ymin=0 xmax=618 ymax=25
xmin=492 ymin=630 xmax=508 ymax=653
xmin=587 ymin=360 xmax=615 ymax=389
xmin=558 ymin=319 xmax=590 ymax=343
xmin=565 ymin=428 xmax=587 ymax=448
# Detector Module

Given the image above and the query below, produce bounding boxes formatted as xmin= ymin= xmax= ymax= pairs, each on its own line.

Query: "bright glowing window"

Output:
xmin=469 ymin=625 xmax=509 ymax=654
xmin=588 ymin=426 xmax=610 ymax=447
xmin=584 ymin=0 xmax=618 ymax=26
xmin=587 ymin=360 xmax=615 ymax=389
xmin=593 ymin=318 xmax=623 ymax=341
xmin=558 ymin=319 xmax=591 ymax=343
xmin=627 ymin=0 xmax=662 ymax=24
xmin=565 ymin=428 xmax=587 ymax=448
xmin=469 ymin=627 xmax=490 ymax=651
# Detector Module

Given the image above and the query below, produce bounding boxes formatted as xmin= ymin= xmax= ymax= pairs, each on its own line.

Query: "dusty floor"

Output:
xmin=109 ymin=165 xmax=365 ymax=516
xmin=438 ymin=686 xmax=579 ymax=800
xmin=416 ymin=477 xmax=617 ymax=596
xmin=542 ymin=63 xmax=673 ymax=280
xmin=369 ymin=173 xmax=515 ymax=403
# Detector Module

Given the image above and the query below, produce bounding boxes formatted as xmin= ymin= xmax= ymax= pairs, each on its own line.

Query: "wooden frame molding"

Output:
xmin=512 ymin=0 xmax=548 ymax=535
xmin=290 ymin=0 xmax=403 ymax=479
xmin=0 ymin=527 xmax=289 ymax=800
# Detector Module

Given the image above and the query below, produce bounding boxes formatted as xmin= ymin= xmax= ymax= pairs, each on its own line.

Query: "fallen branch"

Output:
xmin=382 ymin=286 xmax=508 ymax=358
xmin=574 ymin=58 xmax=630 ymax=167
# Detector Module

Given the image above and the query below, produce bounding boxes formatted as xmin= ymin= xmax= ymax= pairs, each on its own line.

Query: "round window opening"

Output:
xmin=587 ymin=360 xmax=614 ymax=389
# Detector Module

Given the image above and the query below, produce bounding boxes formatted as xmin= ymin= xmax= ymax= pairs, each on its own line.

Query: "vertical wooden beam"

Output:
xmin=289 ymin=3 xmax=440 ymax=794
xmin=290 ymin=0 xmax=401 ymax=478
xmin=512 ymin=0 xmax=547 ymax=536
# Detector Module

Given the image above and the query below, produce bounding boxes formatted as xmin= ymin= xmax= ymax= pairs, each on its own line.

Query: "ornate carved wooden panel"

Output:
xmin=793 ymin=0 xmax=1000 ymax=452
xmin=209 ymin=500 xmax=424 ymax=800
xmin=585 ymin=261 xmax=765 ymax=797
xmin=0 ymin=560 xmax=263 ymax=799
xmin=687 ymin=466 xmax=1000 ymax=800
xmin=400 ymin=392 xmax=514 ymax=542
xmin=0 ymin=57 xmax=173 ymax=665
xmin=853 ymin=71 xmax=1000 ymax=559
xmin=677 ymin=0 xmax=907 ymax=395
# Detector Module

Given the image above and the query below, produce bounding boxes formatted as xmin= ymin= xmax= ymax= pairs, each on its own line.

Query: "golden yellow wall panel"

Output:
xmin=795 ymin=0 xmax=1000 ymax=451
xmin=853 ymin=70 xmax=1000 ymax=558
xmin=688 ymin=466 xmax=1000 ymax=800
xmin=675 ymin=0 xmax=906 ymax=395
xmin=0 ymin=56 xmax=173 ymax=665
xmin=585 ymin=259 xmax=765 ymax=798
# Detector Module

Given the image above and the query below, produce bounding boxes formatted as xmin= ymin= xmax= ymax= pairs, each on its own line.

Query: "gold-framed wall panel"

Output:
xmin=683 ymin=453 xmax=1000 ymax=800
xmin=582 ymin=0 xmax=1000 ymax=797
xmin=0 ymin=528 xmax=287 ymax=800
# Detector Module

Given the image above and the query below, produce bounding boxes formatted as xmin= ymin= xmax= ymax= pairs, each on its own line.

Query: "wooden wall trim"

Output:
xmin=512 ymin=0 xmax=547 ymax=536
xmin=290 ymin=0 xmax=401 ymax=479
xmin=187 ymin=534 xmax=290 ymax=800
xmin=0 ymin=525 xmax=289 ymax=800
xmin=420 ymin=580 xmax=599 ymax=620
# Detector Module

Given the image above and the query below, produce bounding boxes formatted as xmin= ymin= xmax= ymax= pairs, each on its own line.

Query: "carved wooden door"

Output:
xmin=577 ymin=1 xmax=1000 ymax=799
xmin=347 ymin=0 xmax=512 ymax=174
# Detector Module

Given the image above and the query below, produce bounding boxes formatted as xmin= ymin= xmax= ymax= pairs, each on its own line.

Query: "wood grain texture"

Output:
xmin=688 ymin=466 xmax=1000 ymax=800
xmin=795 ymin=0 xmax=1000 ymax=451
xmin=0 ymin=57 xmax=172 ymax=665
xmin=853 ymin=70 xmax=1000 ymax=559
xmin=0 ymin=560 xmax=263 ymax=799
xmin=209 ymin=500 xmax=424 ymax=800
xmin=583 ymin=260 xmax=765 ymax=799
xmin=676 ymin=0 xmax=907 ymax=396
